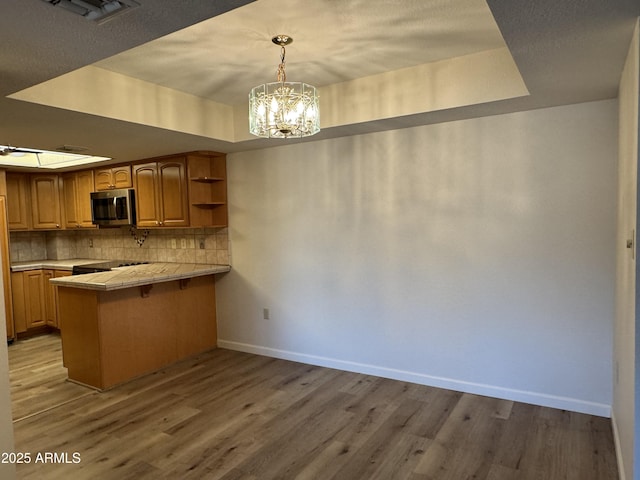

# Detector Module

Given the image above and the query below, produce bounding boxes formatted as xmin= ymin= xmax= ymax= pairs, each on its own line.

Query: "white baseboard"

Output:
xmin=217 ymin=339 xmax=611 ymax=418
xmin=611 ymin=411 xmax=626 ymax=480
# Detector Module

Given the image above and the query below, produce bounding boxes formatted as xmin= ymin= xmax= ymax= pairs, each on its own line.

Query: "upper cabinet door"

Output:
xmin=62 ymin=171 xmax=96 ymax=229
xmin=94 ymin=169 xmax=113 ymax=191
xmin=6 ymin=173 xmax=31 ymax=230
xmin=61 ymin=173 xmax=79 ymax=229
xmin=30 ymin=175 xmax=62 ymax=230
xmin=112 ymin=166 xmax=132 ymax=189
xmin=158 ymin=159 xmax=189 ymax=227
xmin=133 ymin=162 xmax=161 ymax=227
xmin=95 ymin=165 xmax=132 ymax=191
xmin=75 ymin=170 xmax=95 ymax=227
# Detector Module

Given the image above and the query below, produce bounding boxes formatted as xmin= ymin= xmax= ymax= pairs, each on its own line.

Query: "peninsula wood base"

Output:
xmin=57 ymin=275 xmax=217 ymax=390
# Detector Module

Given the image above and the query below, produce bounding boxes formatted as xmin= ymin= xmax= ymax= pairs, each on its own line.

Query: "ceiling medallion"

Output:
xmin=249 ymin=35 xmax=320 ymax=139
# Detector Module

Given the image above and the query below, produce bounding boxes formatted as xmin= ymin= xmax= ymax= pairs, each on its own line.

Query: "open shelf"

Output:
xmin=190 ymin=177 xmax=224 ymax=183
xmin=186 ymin=153 xmax=228 ymax=227
xmin=192 ymin=202 xmax=226 ymax=207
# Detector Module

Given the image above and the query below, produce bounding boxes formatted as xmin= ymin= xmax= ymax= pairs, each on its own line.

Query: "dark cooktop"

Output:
xmin=72 ymin=260 xmax=150 ymax=275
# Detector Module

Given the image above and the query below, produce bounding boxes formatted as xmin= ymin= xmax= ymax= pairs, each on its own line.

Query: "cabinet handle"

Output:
xmin=56 ymin=224 xmax=60 ymax=228
xmin=155 ymin=221 xmax=159 ymax=225
xmin=159 ymin=221 xmax=164 ymax=226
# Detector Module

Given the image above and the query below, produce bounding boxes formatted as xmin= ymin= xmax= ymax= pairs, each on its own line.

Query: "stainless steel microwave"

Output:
xmin=90 ymin=188 xmax=136 ymax=227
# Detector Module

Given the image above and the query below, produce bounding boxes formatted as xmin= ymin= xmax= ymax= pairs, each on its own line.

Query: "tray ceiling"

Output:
xmin=0 ymin=0 xmax=637 ymax=166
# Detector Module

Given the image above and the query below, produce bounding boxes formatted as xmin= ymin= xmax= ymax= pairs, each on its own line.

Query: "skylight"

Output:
xmin=0 ymin=145 xmax=111 ymax=169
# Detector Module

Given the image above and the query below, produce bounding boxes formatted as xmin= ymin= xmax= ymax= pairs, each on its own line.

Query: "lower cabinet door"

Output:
xmin=23 ymin=270 xmax=46 ymax=329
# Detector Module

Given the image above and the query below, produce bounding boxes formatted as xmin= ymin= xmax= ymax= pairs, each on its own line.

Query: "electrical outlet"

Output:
xmin=171 ymin=238 xmax=177 ymax=249
xmin=199 ymin=239 xmax=205 ymax=249
xmin=180 ymin=238 xmax=187 ymax=249
xmin=263 ymin=308 xmax=270 ymax=320
xmin=88 ymin=238 xmax=93 ymax=248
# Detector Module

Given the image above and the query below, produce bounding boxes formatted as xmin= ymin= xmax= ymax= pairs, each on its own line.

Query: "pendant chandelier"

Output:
xmin=249 ymin=35 xmax=320 ymax=139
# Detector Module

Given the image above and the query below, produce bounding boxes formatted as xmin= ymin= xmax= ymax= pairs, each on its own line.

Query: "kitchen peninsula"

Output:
xmin=50 ymin=262 xmax=230 ymax=390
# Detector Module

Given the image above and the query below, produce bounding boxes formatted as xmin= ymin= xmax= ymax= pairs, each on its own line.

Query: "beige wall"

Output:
xmin=0 ymin=224 xmax=15 ymax=479
xmin=13 ymin=48 xmax=528 ymax=145
xmin=0 ymin=323 xmax=15 ymax=480
xmin=613 ymin=18 xmax=640 ymax=480
xmin=11 ymin=66 xmax=236 ymax=143
xmin=218 ymin=99 xmax=617 ymax=416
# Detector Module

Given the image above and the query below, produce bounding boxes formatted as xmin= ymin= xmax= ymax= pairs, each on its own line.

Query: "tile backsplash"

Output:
xmin=10 ymin=227 xmax=230 ymax=265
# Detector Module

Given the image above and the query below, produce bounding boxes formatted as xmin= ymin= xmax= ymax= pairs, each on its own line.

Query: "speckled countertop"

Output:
xmin=48 ymin=262 xmax=230 ymax=291
xmin=11 ymin=259 xmax=101 ymax=272
xmin=11 ymin=259 xmax=230 ymax=291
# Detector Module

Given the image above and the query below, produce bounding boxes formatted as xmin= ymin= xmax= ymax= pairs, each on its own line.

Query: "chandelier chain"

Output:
xmin=276 ymin=46 xmax=287 ymax=83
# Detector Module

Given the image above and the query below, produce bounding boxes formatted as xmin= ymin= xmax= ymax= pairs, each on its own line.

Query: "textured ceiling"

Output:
xmin=0 ymin=0 xmax=637 ymax=168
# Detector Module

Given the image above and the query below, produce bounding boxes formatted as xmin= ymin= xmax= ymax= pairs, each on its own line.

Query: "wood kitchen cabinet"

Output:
xmin=62 ymin=170 xmax=96 ymax=229
xmin=12 ymin=268 xmax=71 ymax=333
xmin=11 ymin=272 xmax=26 ymax=333
xmin=133 ymin=158 xmax=189 ymax=227
xmin=94 ymin=165 xmax=132 ymax=191
xmin=6 ymin=173 xmax=31 ymax=230
xmin=58 ymin=274 xmax=217 ymax=389
xmin=30 ymin=174 xmax=62 ymax=229
xmin=22 ymin=270 xmax=46 ymax=329
xmin=187 ymin=152 xmax=228 ymax=227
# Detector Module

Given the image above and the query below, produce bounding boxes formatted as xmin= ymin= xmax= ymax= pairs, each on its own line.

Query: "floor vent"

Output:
xmin=41 ymin=0 xmax=141 ymax=24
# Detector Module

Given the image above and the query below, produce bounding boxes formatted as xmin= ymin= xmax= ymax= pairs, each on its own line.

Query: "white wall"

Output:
xmin=613 ymin=18 xmax=639 ymax=480
xmin=0 ymin=237 xmax=16 ymax=479
xmin=217 ymin=100 xmax=617 ymax=416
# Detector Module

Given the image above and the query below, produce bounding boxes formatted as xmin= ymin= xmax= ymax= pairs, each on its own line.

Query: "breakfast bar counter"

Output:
xmin=53 ymin=262 xmax=230 ymax=390
xmin=49 ymin=262 xmax=230 ymax=290
xmin=11 ymin=258 xmax=100 ymax=272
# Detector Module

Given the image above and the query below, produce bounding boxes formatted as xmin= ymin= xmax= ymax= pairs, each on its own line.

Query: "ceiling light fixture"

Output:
xmin=249 ymin=35 xmax=320 ymax=139
xmin=40 ymin=0 xmax=140 ymax=23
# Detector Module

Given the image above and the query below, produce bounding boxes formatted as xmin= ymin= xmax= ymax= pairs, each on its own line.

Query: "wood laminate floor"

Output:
xmin=8 ymin=334 xmax=618 ymax=480
xmin=9 ymin=333 xmax=94 ymax=422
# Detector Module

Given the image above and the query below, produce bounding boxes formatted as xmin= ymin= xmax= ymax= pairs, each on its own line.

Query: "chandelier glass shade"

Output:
xmin=249 ymin=36 xmax=320 ymax=139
